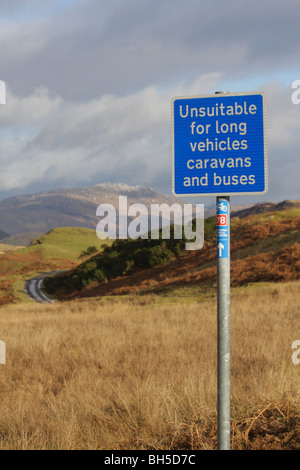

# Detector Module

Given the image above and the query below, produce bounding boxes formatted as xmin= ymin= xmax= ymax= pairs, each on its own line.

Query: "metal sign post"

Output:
xmin=0 ymin=82 xmax=5 ymax=365
xmin=215 ymin=91 xmax=230 ymax=450
xmin=216 ymin=195 xmax=230 ymax=450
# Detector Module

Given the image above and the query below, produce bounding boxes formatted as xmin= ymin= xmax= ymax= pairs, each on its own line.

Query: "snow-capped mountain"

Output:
xmin=0 ymin=183 xmax=185 ymax=237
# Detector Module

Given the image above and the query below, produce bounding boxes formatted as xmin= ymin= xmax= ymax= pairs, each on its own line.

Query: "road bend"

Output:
xmin=24 ymin=271 xmax=63 ymax=304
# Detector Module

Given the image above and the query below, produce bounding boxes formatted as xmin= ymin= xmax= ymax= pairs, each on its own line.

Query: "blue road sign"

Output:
xmin=216 ymin=199 xmax=229 ymax=258
xmin=172 ymin=92 xmax=268 ymax=197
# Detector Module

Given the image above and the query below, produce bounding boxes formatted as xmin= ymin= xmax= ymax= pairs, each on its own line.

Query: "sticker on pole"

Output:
xmin=217 ymin=200 xmax=229 ymax=258
xmin=172 ymin=92 xmax=268 ymax=197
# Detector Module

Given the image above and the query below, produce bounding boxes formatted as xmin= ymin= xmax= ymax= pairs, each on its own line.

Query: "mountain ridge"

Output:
xmin=0 ymin=182 xmax=298 ymax=238
xmin=0 ymin=183 xmax=182 ymax=236
xmin=231 ymin=199 xmax=300 ymax=219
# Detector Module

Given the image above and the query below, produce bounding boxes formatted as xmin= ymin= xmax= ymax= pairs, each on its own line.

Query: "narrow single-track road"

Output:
xmin=24 ymin=271 xmax=64 ymax=303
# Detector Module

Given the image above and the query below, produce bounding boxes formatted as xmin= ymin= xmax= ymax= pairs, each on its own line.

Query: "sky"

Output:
xmin=0 ymin=0 xmax=300 ymax=206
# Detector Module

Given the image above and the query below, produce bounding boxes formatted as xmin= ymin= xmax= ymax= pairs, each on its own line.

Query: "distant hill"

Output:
xmin=0 ymin=229 xmax=10 ymax=240
xmin=0 ymin=183 xmax=186 ymax=236
xmin=0 ymin=181 xmax=299 ymax=238
xmin=231 ymin=199 xmax=300 ymax=219
xmin=1 ymin=232 xmax=43 ymax=247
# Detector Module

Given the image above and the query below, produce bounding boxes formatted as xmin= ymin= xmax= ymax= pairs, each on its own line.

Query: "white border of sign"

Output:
xmin=171 ymin=91 xmax=268 ymax=197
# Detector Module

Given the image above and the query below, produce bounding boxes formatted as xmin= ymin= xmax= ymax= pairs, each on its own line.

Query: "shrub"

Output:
xmin=45 ymin=219 xmax=201 ymax=295
xmin=79 ymin=246 xmax=98 ymax=258
xmin=148 ymin=244 xmax=174 ymax=267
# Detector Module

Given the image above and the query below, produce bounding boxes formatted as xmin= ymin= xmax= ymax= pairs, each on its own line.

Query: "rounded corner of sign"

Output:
xmin=172 ymin=186 xmax=180 ymax=198
xmin=261 ymin=177 xmax=269 ymax=195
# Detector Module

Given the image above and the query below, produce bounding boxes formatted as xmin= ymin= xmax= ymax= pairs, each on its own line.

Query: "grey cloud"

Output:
xmin=0 ymin=79 xmax=299 ymax=204
xmin=0 ymin=1 xmax=300 ymax=204
xmin=3 ymin=0 xmax=300 ymax=100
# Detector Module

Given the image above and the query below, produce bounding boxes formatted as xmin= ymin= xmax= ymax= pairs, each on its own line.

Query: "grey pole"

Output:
xmin=215 ymin=91 xmax=231 ymax=450
xmin=217 ymin=195 xmax=231 ymax=450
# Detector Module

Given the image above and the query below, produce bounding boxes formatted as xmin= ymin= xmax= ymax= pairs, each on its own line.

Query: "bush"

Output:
xmin=204 ymin=216 xmax=216 ymax=242
xmin=79 ymin=246 xmax=98 ymax=258
xmin=45 ymin=219 xmax=202 ymax=295
xmin=148 ymin=245 xmax=174 ymax=267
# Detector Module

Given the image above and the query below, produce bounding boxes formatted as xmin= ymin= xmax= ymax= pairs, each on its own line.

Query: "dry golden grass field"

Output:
xmin=0 ymin=280 xmax=299 ymax=450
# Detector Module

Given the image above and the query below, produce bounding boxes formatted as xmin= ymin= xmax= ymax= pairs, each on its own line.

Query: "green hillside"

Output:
xmin=1 ymin=206 xmax=299 ymax=306
xmin=0 ymin=243 xmax=23 ymax=254
xmin=44 ymin=207 xmax=300 ymax=301
xmin=44 ymin=226 xmax=188 ymax=294
xmin=27 ymin=227 xmax=109 ymax=262
xmin=0 ymin=227 xmax=110 ymax=305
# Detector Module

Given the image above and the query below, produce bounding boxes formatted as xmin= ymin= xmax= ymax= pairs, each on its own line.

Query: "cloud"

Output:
xmin=2 ymin=0 xmax=300 ymax=100
xmin=263 ymin=81 xmax=300 ymax=147
xmin=0 ymin=1 xmax=299 ymax=203
xmin=0 ymin=77 xmax=299 ymax=203
xmin=0 ymin=74 xmax=221 ymax=193
xmin=0 ymin=87 xmax=61 ymax=125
